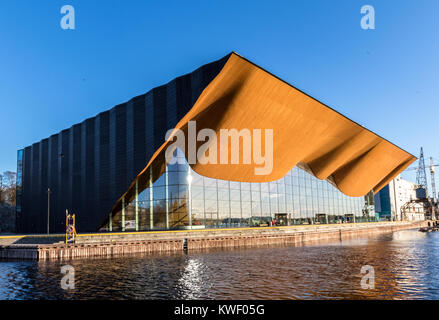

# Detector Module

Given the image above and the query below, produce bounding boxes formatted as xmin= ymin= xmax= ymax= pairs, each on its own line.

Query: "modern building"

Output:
xmin=374 ymin=175 xmax=425 ymax=221
xmin=16 ymin=52 xmax=416 ymax=233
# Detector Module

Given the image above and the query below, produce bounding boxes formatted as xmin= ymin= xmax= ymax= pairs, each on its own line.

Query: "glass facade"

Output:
xmin=102 ymin=149 xmax=375 ymax=232
xmin=16 ymin=149 xmax=23 ymax=218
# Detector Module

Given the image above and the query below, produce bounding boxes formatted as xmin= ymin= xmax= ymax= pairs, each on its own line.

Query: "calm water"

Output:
xmin=1 ymin=229 xmax=439 ymax=300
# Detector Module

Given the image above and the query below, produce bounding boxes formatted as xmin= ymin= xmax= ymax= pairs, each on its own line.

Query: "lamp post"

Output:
xmin=187 ymin=173 xmax=193 ymax=229
xmin=47 ymin=187 xmax=51 ymax=235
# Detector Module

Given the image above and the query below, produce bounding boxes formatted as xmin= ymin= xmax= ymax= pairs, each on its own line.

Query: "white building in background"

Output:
xmin=374 ymin=174 xmax=425 ymax=221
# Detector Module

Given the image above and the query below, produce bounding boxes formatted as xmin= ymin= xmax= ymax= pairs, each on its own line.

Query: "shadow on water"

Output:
xmin=1 ymin=229 xmax=439 ymax=300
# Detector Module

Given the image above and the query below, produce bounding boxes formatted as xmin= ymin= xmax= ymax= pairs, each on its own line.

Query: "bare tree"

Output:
xmin=0 ymin=171 xmax=16 ymax=206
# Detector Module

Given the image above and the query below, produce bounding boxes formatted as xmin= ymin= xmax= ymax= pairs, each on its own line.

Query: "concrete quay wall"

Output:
xmin=0 ymin=221 xmax=428 ymax=261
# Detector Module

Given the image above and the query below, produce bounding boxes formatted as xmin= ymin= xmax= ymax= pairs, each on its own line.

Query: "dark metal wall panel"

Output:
xmin=145 ymin=91 xmax=155 ymax=164
xmin=83 ymin=118 xmax=95 ymax=230
xmin=18 ymin=54 xmax=229 ymax=233
xmin=132 ymin=95 xmax=146 ymax=180
xmin=68 ymin=127 xmax=74 ymax=211
xmin=48 ymin=135 xmax=59 ymax=233
xmin=98 ymin=111 xmax=110 ymax=219
xmin=39 ymin=139 xmax=49 ymax=233
xmin=80 ymin=120 xmax=87 ymax=227
xmin=176 ymin=75 xmax=192 ymax=123
xmin=153 ymin=86 xmax=167 ymax=150
xmin=109 ymin=107 xmax=116 ymax=213
xmin=31 ymin=142 xmax=40 ymax=231
xmin=57 ymin=130 xmax=70 ymax=231
xmin=114 ymin=104 xmax=127 ymax=216
xmin=71 ymin=124 xmax=82 ymax=220
xmin=126 ymin=101 xmax=134 ymax=182
xmin=166 ymin=80 xmax=177 ymax=129
xmin=22 ymin=147 xmax=31 ymax=231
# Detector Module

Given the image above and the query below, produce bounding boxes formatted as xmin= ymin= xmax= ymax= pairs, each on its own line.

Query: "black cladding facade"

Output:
xmin=16 ymin=55 xmax=230 ymax=233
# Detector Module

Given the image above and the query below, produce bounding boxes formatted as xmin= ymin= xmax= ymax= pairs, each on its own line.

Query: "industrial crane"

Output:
xmin=401 ymin=148 xmax=439 ymax=221
xmin=404 ymin=151 xmax=438 ymax=200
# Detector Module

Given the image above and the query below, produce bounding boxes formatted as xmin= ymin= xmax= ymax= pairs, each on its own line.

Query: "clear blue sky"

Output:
xmin=1 ymin=0 xmax=438 ymax=186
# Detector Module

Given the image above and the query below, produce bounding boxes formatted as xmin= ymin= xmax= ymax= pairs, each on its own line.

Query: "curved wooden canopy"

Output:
xmin=110 ymin=52 xmax=416 ymax=216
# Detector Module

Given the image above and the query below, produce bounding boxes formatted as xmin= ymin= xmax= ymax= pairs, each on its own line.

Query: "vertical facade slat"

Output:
xmin=126 ymin=100 xmax=134 ymax=182
xmin=84 ymin=118 xmax=95 ymax=230
xmin=145 ymin=92 xmax=155 ymax=164
xmin=80 ymin=120 xmax=87 ymax=228
xmin=109 ymin=108 xmax=116 ymax=212
xmin=31 ymin=143 xmax=40 ymax=231
xmin=94 ymin=115 xmax=101 ymax=227
xmin=133 ymin=95 xmax=146 ymax=178
xmin=40 ymin=139 xmax=48 ymax=233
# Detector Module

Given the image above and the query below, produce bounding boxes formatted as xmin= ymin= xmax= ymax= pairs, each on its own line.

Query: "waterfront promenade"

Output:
xmin=0 ymin=221 xmax=427 ymax=261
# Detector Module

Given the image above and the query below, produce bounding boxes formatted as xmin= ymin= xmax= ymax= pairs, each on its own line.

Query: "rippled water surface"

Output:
xmin=1 ymin=229 xmax=439 ymax=299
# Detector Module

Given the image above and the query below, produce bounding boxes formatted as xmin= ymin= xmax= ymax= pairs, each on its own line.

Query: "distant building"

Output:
xmin=374 ymin=175 xmax=425 ymax=221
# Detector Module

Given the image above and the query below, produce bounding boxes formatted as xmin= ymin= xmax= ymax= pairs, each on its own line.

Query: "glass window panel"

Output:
xmin=205 ymin=199 xmax=218 ymax=212
xmin=251 ymin=190 xmax=260 ymax=202
xmin=230 ymin=181 xmax=240 ymax=190
xmin=204 ymin=187 xmax=217 ymax=200
xmin=261 ymin=202 xmax=270 ymax=215
xmin=278 ymin=183 xmax=285 ymax=194
xmin=218 ymin=200 xmax=230 ymax=212
xmin=217 ymin=179 xmax=229 ymax=189
xmin=192 ymin=174 xmax=204 ymax=186
xmin=178 ymin=171 xmax=189 ymax=183
xmin=241 ymin=182 xmax=250 ymax=190
xmin=191 ymin=199 xmax=204 ymax=213
xmin=153 ymin=200 xmax=166 ymax=229
xmin=177 ymin=163 xmax=188 ymax=172
xmin=218 ymin=188 xmax=229 ymax=201
xmin=167 ymin=172 xmax=180 ymax=185
xmin=231 ymin=201 xmax=241 ymax=215
xmin=251 ymin=183 xmax=260 ymax=191
xmin=278 ymin=195 xmax=286 ymax=212
xmin=138 ymin=188 xmax=150 ymax=202
xmin=251 ymin=201 xmax=261 ymax=215
xmin=230 ymin=190 xmax=240 ymax=201
xmin=270 ymin=196 xmax=278 ymax=212
xmin=168 ymin=185 xmax=179 ymax=199
xmin=191 ymin=186 xmax=204 ymax=200
xmin=154 ymin=174 xmax=165 ymax=187
xmin=167 ymin=163 xmax=179 ymax=172
xmin=241 ymin=190 xmax=251 ymax=202
xmin=260 ymin=192 xmax=270 ymax=202
xmin=178 ymin=184 xmax=188 ymax=198
xmin=204 ymin=177 xmax=217 ymax=187
xmin=153 ymin=186 xmax=166 ymax=200
xmin=241 ymin=201 xmax=251 ymax=218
